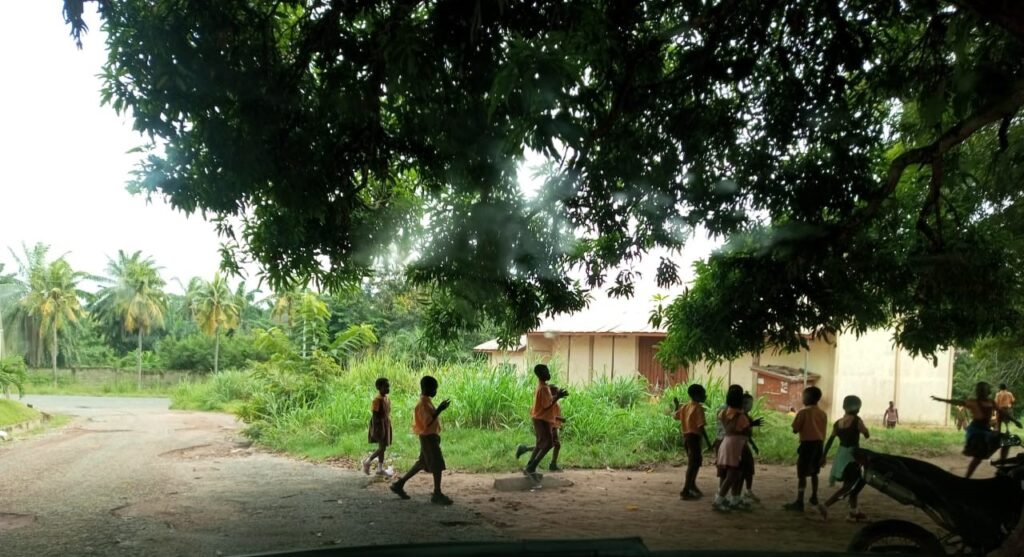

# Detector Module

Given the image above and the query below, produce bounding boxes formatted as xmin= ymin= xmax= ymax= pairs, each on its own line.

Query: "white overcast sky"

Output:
xmin=0 ymin=3 xmax=229 ymax=292
xmin=0 ymin=3 xmax=717 ymax=297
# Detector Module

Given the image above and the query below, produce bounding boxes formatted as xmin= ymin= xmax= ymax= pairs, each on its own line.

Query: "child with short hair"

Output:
xmin=390 ymin=375 xmax=453 ymax=505
xmin=515 ymin=383 xmax=567 ymax=471
xmin=713 ymin=388 xmax=753 ymax=512
xmin=817 ymin=395 xmax=870 ymax=522
xmin=883 ymin=401 xmax=899 ymax=429
xmin=523 ymin=364 xmax=568 ymax=480
xmin=740 ymin=393 xmax=761 ymax=504
xmin=784 ymin=386 xmax=828 ymax=512
xmin=674 ymin=383 xmax=712 ymax=500
xmin=933 ymin=382 xmax=1020 ymax=478
xmin=362 ymin=377 xmax=392 ymax=475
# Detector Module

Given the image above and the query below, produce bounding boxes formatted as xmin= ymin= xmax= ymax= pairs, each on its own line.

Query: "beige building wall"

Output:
xmin=832 ymin=330 xmax=953 ymax=425
xmin=612 ymin=335 xmax=638 ymax=379
xmin=592 ymin=336 xmax=615 ymax=379
xmin=689 ymin=354 xmax=758 ymax=395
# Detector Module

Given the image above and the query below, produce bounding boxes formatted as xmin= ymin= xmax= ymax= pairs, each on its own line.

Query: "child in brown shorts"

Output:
xmin=362 ymin=377 xmax=392 ymax=476
xmin=674 ymin=383 xmax=712 ymax=500
xmin=784 ymin=386 xmax=827 ymax=512
xmin=390 ymin=375 xmax=452 ymax=505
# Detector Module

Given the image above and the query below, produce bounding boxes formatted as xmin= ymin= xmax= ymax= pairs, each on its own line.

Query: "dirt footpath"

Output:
xmin=0 ymin=396 xmax=497 ymax=557
xmin=1 ymin=396 xmax=986 ymax=555
xmin=427 ymin=453 xmax=987 ymax=553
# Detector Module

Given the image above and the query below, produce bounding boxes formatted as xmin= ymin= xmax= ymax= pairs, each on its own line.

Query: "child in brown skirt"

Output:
xmin=363 ymin=377 xmax=392 ymax=476
xmin=713 ymin=389 xmax=753 ymax=512
xmin=390 ymin=375 xmax=453 ymax=504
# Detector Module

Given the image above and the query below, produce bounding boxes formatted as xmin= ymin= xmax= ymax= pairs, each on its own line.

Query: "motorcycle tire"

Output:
xmin=847 ymin=519 xmax=946 ymax=555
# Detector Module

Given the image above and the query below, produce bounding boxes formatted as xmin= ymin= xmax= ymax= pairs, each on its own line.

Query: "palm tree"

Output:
xmin=93 ymin=251 xmax=167 ymax=388
xmin=189 ymin=272 xmax=240 ymax=373
xmin=22 ymin=259 xmax=87 ymax=386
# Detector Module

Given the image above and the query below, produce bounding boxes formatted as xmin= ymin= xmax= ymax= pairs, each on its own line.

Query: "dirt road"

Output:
xmin=0 ymin=396 xmax=498 ymax=557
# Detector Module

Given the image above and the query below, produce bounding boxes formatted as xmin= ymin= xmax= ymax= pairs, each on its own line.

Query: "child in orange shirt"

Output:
xmin=674 ymin=383 xmax=712 ymax=500
xmin=390 ymin=375 xmax=452 ymax=505
xmin=362 ymin=377 xmax=392 ymax=476
xmin=784 ymin=386 xmax=828 ymax=512
xmin=523 ymin=364 xmax=568 ymax=480
xmin=515 ymin=383 xmax=567 ymax=471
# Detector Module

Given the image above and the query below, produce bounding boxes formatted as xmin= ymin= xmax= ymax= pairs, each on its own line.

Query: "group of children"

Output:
xmin=360 ymin=364 xmax=1018 ymax=513
xmin=673 ymin=382 xmax=870 ymax=520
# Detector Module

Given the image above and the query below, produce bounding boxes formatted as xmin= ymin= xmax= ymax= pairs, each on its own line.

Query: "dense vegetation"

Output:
xmin=172 ymin=352 xmax=963 ymax=472
xmin=59 ymin=1 xmax=1024 ymax=364
xmin=0 ymin=244 xmax=494 ymax=381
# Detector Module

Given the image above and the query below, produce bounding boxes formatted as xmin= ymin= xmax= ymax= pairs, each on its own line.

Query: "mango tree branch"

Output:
xmin=846 ymin=79 xmax=1024 ymax=236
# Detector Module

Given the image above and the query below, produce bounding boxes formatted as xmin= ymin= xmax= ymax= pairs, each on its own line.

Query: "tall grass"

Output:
xmin=170 ymin=354 xmax=967 ymax=472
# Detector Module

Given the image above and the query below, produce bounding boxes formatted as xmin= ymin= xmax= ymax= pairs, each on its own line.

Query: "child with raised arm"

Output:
xmin=362 ymin=377 xmax=392 ymax=476
xmin=933 ymin=382 xmax=1020 ymax=478
xmin=784 ymin=386 xmax=828 ymax=512
xmin=817 ymin=395 xmax=870 ymax=522
xmin=523 ymin=364 xmax=568 ymax=480
xmin=674 ymin=383 xmax=712 ymax=500
xmin=390 ymin=375 xmax=453 ymax=505
xmin=713 ymin=388 xmax=754 ymax=512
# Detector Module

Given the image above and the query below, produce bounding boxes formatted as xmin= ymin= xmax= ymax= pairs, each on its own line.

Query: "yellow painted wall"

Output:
xmin=833 ymin=330 xmax=952 ymax=425
xmin=567 ymin=336 xmax=592 ymax=385
xmin=611 ymin=335 xmax=638 ymax=379
xmin=757 ymin=338 xmax=838 ymax=413
xmin=592 ymin=336 xmax=616 ymax=379
xmin=689 ymin=355 xmax=758 ymax=394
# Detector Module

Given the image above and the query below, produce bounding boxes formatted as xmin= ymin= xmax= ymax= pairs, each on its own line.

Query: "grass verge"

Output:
xmin=0 ymin=399 xmax=41 ymax=427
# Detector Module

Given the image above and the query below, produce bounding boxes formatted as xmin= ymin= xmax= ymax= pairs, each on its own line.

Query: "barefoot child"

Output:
xmin=713 ymin=389 xmax=753 ymax=512
xmin=674 ymin=384 xmax=712 ymax=500
xmin=523 ymin=364 xmax=568 ymax=479
xmin=515 ymin=383 xmax=567 ymax=472
xmin=817 ymin=395 xmax=870 ymax=522
xmin=363 ymin=377 xmax=392 ymax=475
xmin=390 ymin=375 xmax=453 ymax=505
xmin=934 ymin=382 xmax=1019 ymax=478
xmin=784 ymin=386 xmax=827 ymax=512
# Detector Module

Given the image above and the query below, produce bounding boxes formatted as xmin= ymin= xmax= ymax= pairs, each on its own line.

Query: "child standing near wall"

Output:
xmin=674 ymin=384 xmax=712 ymax=500
xmin=363 ymin=377 xmax=392 ymax=475
xmin=784 ymin=386 xmax=828 ymax=512
xmin=818 ymin=395 xmax=870 ymax=522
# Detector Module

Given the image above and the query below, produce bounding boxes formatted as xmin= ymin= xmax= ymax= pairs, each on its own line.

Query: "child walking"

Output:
xmin=390 ymin=375 xmax=453 ymax=505
xmin=817 ymin=395 xmax=870 ymax=522
xmin=674 ymin=383 xmax=712 ymax=500
xmin=883 ymin=401 xmax=899 ymax=429
xmin=363 ymin=377 xmax=392 ymax=475
xmin=523 ymin=364 xmax=568 ymax=480
xmin=713 ymin=389 xmax=753 ymax=512
xmin=784 ymin=386 xmax=828 ymax=512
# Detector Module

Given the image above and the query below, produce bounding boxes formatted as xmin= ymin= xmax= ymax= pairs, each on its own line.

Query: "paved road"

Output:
xmin=0 ymin=396 xmax=498 ymax=557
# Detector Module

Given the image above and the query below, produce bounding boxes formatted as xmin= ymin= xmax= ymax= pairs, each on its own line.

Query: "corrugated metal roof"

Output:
xmin=473 ymin=336 xmax=527 ymax=352
xmin=535 ymin=284 xmax=683 ymax=334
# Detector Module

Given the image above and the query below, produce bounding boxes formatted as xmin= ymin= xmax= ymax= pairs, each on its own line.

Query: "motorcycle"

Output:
xmin=845 ymin=434 xmax=1024 ymax=555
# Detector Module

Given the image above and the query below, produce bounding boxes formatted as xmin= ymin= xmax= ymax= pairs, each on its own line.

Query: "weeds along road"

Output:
xmin=0 ymin=396 xmax=498 ymax=557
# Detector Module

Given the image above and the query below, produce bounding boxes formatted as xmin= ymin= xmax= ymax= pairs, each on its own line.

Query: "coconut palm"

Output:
xmin=21 ymin=258 xmax=88 ymax=386
xmin=189 ymin=273 xmax=240 ymax=373
xmin=93 ymin=251 xmax=167 ymax=388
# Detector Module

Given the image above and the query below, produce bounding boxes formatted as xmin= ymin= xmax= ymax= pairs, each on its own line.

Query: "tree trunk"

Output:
xmin=51 ymin=326 xmax=58 ymax=388
xmin=214 ymin=324 xmax=220 ymax=374
xmin=137 ymin=328 xmax=143 ymax=390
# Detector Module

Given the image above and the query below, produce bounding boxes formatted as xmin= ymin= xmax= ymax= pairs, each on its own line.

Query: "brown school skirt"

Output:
xmin=415 ymin=434 xmax=446 ymax=474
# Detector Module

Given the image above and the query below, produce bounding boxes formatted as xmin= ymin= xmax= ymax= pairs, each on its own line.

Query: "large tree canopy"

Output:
xmin=63 ymin=0 xmax=1024 ymax=360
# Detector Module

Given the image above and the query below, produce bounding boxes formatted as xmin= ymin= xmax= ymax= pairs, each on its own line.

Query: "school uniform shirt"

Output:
xmin=721 ymin=407 xmax=751 ymax=435
xmin=996 ymin=390 xmax=1016 ymax=409
xmin=413 ymin=395 xmax=440 ymax=436
xmin=675 ymin=401 xmax=706 ymax=435
xmin=372 ymin=395 xmax=391 ymax=419
xmin=531 ymin=382 xmax=558 ymax=424
xmin=714 ymin=403 xmax=728 ymax=441
xmin=792 ymin=405 xmax=828 ymax=442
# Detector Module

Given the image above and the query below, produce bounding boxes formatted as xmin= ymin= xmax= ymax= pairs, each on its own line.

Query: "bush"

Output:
xmin=156 ymin=333 xmax=267 ymax=372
